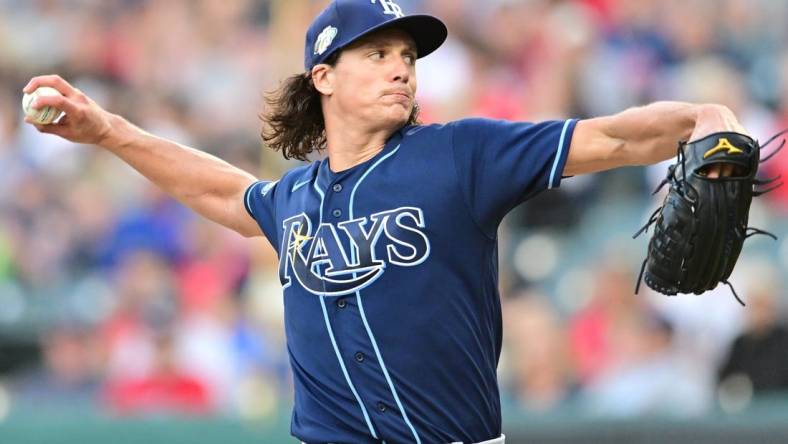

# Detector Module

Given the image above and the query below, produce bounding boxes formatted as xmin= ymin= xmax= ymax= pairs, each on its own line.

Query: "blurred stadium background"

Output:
xmin=2 ymin=0 xmax=788 ymax=442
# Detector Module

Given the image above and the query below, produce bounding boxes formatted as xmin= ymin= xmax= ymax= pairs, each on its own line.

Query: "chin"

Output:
xmin=387 ymin=115 xmax=410 ymax=130
xmin=383 ymin=106 xmax=413 ymax=127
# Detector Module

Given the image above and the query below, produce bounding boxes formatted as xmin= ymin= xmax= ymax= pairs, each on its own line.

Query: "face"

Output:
xmin=313 ymin=28 xmax=418 ymax=132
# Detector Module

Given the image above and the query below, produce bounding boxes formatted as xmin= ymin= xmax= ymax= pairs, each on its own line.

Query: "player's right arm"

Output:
xmin=23 ymin=75 xmax=262 ymax=238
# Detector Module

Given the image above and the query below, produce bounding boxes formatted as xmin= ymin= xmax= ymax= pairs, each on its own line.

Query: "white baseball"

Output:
xmin=22 ymin=86 xmax=65 ymax=125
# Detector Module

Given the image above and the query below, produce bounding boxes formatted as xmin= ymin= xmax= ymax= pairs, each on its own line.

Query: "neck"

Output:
xmin=324 ymin=112 xmax=398 ymax=173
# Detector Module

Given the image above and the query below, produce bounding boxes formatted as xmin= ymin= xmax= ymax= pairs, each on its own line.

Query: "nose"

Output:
xmin=390 ymin=55 xmax=411 ymax=84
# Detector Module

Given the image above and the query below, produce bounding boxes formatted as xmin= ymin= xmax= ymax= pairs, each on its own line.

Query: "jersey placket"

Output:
xmin=343 ymin=146 xmax=423 ymax=444
xmin=318 ymin=167 xmax=413 ymax=442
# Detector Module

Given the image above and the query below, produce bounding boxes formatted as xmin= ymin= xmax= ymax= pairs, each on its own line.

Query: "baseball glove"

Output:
xmin=634 ymin=130 xmax=785 ymax=305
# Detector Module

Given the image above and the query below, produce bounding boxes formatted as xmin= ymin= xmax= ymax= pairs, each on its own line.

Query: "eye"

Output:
xmin=369 ymin=50 xmax=385 ymax=60
xmin=403 ymin=53 xmax=416 ymax=65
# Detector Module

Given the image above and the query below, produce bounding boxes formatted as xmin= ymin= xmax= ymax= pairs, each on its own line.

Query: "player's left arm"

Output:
xmin=564 ymin=102 xmax=747 ymax=176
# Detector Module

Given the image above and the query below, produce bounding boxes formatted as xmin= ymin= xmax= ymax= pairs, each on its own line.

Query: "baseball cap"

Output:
xmin=304 ymin=0 xmax=448 ymax=71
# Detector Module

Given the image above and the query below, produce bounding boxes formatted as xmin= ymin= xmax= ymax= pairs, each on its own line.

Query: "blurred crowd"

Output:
xmin=1 ymin=0 xmax=788 ymax=424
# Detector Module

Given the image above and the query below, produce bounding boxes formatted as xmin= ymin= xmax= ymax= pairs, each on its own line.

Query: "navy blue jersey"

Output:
xmin=244 ymin=117 xmax=577 ymax=443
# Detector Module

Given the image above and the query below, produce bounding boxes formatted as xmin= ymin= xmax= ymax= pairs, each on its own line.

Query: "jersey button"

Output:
xmin=332 ymin=209 xmax=342 ymax=218
xmin=354 ymin=352 xmax=365 ymax=362
xmin=336 ymin=299 xmax=347 ymax=309
xmin=332 ymin=183 xmax=343 ymax=193
xmin=376 ymin=402 xmax=387 ymax=413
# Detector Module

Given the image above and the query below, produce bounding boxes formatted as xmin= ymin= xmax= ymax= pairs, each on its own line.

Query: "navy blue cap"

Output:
xmin=304 ymin=0 xmax=448 ymax=71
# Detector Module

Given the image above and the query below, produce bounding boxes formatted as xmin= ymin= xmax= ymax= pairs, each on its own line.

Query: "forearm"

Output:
xmin=99 ymin=114 xmax=259 ymax=236
xmin=606 ymin=101 xmax=741 ymax=165
xmin=566 ymin=102 xmax=744 ymax=175
xmin=22 ymin=74 xmax=263 ymax=236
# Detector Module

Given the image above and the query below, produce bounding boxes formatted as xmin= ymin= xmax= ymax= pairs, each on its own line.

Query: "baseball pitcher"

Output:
xmin=23 ymin=1 xmax=764 ymax=443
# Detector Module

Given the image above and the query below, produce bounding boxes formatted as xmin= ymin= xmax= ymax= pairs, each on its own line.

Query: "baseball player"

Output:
xmin=23 ymin=1 xmax=743 ymax=443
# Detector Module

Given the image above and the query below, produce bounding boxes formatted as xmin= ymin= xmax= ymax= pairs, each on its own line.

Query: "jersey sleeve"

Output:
xmin=243 ymin=180 xmax=280 ymax=247
xmin=450 ymin=117 xmax=578 ymax=236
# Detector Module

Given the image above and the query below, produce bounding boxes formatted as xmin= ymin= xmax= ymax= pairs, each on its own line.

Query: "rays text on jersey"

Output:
xmin=279 ymin=207 xmax=430 ymax=296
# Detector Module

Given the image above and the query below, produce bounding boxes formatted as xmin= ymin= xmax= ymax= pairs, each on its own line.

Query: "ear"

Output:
xmin=312 ymin=64 xmax=334 ymax=96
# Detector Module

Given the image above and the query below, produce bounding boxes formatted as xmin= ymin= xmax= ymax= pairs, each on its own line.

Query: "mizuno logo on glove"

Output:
xmin=703 ymin=137 xmax=744 ymax=158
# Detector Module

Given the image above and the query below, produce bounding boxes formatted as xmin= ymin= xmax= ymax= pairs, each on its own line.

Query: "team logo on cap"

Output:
xmin=372 ymin=0 xmax=405 ymax=18
xmin=314 ymin=26 xmax=338 ymax=56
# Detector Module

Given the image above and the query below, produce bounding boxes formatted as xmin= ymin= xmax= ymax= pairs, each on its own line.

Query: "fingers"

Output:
xmin=704 ymin=163 xmax=736 ymax=179
xmin=31 ymin=121 xmax=70 ymax=138
xmin=24 ymin=74 xmax=78 ymax=98
xmin=29 ymin=94 xmax=80 ymax=116
xmin=690 ymin=105 xmax=750 ymax=141
xmin=25 ymin=108 xmax=72 ymax=137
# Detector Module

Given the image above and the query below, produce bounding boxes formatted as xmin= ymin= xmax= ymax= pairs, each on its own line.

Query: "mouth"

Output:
xmin=382 ymin=93 xmax=413 ymax=110
xmin=382 ymin=90 xmax=412 ymax=101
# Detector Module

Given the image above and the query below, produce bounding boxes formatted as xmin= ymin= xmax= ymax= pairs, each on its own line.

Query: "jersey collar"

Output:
xmin=316 ymin=125 xmax=409 ymax=188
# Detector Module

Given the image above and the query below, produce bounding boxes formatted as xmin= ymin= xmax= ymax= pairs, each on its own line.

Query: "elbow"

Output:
xmin=238 ymin=226 xmax=262 ymax=238
xmin=235 ymin=206 xmax=263 ymax=239
xmin=221 ymin=216 xmax=262 ymax=238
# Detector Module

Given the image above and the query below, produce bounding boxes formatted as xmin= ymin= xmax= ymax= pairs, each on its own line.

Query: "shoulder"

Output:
xmin=249 ymin=162 xmax=319 ymax=197
xmin=284 ymin=162 xmax=323 ymax=189
xmin=448 ymin=117 xmax=502 ymax=126
xmin=392 ymin=124 xmax=452 ymax=155
xmin=393 ymin=120 xmax=510 ymax=159
xmin=446 ymin=117 xmax=510 ymax=131
xmin=404 ymin=118 xmax=502 ymax=135
xmin=280 ymin=162 xmax=319 ymax=185
xmin=400 ymin=122 xmax=447 ymax=138
xmin=397 ymin=119 xmax=498 ymax=147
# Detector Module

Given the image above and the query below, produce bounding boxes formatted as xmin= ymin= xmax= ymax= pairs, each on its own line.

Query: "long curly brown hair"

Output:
xmin=260 ymin=53 xmax=420 ymax=161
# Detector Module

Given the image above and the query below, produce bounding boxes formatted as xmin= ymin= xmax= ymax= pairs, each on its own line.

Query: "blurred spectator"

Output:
xmin=101 ymin=249 xmax=179 ymax=382
xmin=568 ymin=263 xmax=644 ymax=384
xmin=103 ymin=328 xmax=212 ymax=416
xmin=717 ymin=280 xmax=788 ymax=394
xmin=99 ymin=189 xmax=192 ymax=268
xmin=503 ymin=291 xmax=575 ymax=413
xmin=9 ymin=321 xmax=103 ymax=412
xmin=580 ymin=309 xmax=706 ymax=417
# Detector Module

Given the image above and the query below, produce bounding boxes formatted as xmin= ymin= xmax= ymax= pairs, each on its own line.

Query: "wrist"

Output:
xmin=96 ymin=113 xmax=137 ymax=151
xmin=690 ymin=104 xmax=745 ymax=141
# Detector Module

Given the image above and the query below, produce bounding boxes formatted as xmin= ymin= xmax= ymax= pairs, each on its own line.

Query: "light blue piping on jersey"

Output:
xmin=292 ymin=178 xmax=311 ymax=193
xmin=548 ymin=119 xmax=574 ymax=190
xmin=244 ymin=181 xmax=258 ymax=214
xmin=349 ymin=144 xmax=423 ymax=444
xmin=312 ymin=180 xmax=379 ymax=440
